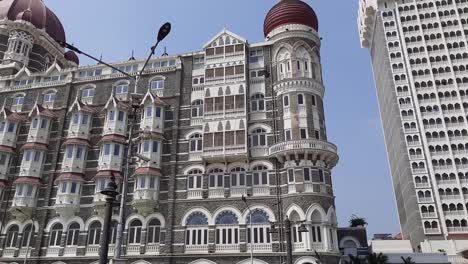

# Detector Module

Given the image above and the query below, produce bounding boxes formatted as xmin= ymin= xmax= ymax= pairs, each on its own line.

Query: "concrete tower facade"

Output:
xmin=0 ymin=0 xmax=341 ymax=263
xmin=359 ymin=0 xmax=468 ymax=250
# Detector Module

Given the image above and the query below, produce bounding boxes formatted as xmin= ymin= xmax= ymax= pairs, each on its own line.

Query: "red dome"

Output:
xmin=0 ymin=0 xmax=65 ymax=43
xmin=64 ymin=50 xmax=79 ymax=65
xmin=264 ymin=0 xmax=319 ymax=37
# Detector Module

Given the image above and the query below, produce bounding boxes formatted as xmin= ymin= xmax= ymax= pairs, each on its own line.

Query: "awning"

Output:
xmin=14 ymin=177 xmax=42 ymax=186
xmin=63 ymin=138 xmax=91 ymax=147
xmin=21 ymin=142 xmax=48 ymax=151
xmin=94 ymin=170 xmax=123 ymax=180
xmin=55 ymin=173 xmax=85 ymax=183
xmin=134 ymin=167 xmax=162 ymax=177
xmin=0 ymin=145 xmax=15 ymax=154
xmin=99 ymin=135 xmax=127 ymax=144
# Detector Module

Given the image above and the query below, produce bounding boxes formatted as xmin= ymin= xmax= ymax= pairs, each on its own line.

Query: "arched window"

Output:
xmin=87 ymin=221 xmax=102 ymax=246
xmin=5 ymin=225 xmax=19 ymax=248
xmin=247 ymin=209 xmax=271 ymax=245
xmin=297 ymin=94 xmax=305 ymax=105
xmin=115 ymin=83 xmax=129 ymax=94
xmin=310 ymin=210 xmax=323 ymax=244
xmin=151 ymin=78 xmax=165 ymax=90
xmin=81 ymin=87 xmax=95 ymax=99
xmin=128 ymin=220 xmax=143 ymax=245
xmin=250 ymin=128 xmax=267 ymax=147
xmin=49 ymin=223 xmax=63 ymax=247
xmin=185 ymin=212 xmax=209 ymax=247
xmin=283 ymin=95 xmax=289 ymax=107
xmin=209 ymin=168 xmax=224 ymax=189
xmin=190 ymin=133 xmax=203 ymax=152
xmin=20 ymin=224 xmax=34 ymax=248
xmin=192 ymin=100 xmax=204 ymax=118
xmin=43 ymin=92 xmax=56 ymax=104
xmin=231 ymin=167 xmax=246 ymax=188
xmin=147 ymin=219 xmax=162 ymax=244
xmin=187 ymin=169 xmax=203 ymax=190
xmin=251 ymin=94 xmax=265 ymax=112
xmin=12 ymin=94 xmax=24 ymax=106
xmin=343 ymin=239 xmax=358 ymax=256
xmin=66 ymin=223 xmax=80 ymax=246
xmin=252 ymin=165 xmax=269 ymax=187
xmin=215 ymin=211 xmax=239 ymax=246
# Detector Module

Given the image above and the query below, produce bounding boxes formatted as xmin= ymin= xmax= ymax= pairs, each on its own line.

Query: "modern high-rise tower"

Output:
xmin=0 ymin=0 xmax=341 ymax=263
xmin=359 ymin=0 xmax=468 ymax=250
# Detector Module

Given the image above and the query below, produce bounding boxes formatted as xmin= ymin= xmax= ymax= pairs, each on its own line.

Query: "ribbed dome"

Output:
xmin=264 ymin=0 xmax=319 ymax=37
xmin=0 ymin=0 xmax=66 ymax=43
xmin=64 ymin=50 xmax=79 ymax=65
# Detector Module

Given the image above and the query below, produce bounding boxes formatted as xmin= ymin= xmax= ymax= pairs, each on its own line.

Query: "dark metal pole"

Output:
xmin=285 ymin=217 xmax=293 ymax=264
xmin=99 ymin=177 xmax=118 ymax=264
xmin=99 ymin=196 xmax=114 ymax=264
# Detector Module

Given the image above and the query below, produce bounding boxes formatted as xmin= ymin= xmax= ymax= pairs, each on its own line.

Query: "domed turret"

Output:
xmin=64 ymin=50 xmax=79 ymax=66
xmin=2 ymin=0 xmax=66 ymax=43
xmin=264 ymin=0 xmax=319 ymax=38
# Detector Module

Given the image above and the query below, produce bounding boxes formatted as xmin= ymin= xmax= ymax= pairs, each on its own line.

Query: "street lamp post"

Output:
xmin=270 ymin=217 xmax=309 ymax=264
xmin=99 ymin=176 xmax=119 ymax=264
xmin=242 ymin=195 xmax=254 ymax=264
xmin=58 ymin=22 xmax=171 ymax=262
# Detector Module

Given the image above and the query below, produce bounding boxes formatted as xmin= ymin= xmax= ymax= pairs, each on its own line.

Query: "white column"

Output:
xmin=321 ymin=225 xmax=329 ymax=251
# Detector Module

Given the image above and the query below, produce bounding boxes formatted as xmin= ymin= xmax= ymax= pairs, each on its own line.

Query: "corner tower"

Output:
xmin=265 ymin=0 xmax=340 ymax=262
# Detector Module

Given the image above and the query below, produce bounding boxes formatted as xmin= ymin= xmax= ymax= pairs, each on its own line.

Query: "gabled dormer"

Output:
xmin=0 ymin=106 xmax=26 ymax=149
xmin=140 ymin=90 xmax=167 ymax=134
xmin=10 ymin=66 xmax=34 ymax=89
xmin=67 ymin=98 xmax=96 ymax=140
xmin=103 ymin=96 xmax=130 ymax=137
xmin=27 ymin=103 xmax=57 ymax=145
xmin=203 ymin=29 xmax=247 ymax=62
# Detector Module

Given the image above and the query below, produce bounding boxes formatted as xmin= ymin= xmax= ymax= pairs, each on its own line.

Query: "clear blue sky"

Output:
xmin=46 ymin=0 xmax=401 ymax=237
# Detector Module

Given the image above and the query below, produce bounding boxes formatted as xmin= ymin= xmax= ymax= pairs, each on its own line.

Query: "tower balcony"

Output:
xmin=27 ymin=126 xmax=50 ymax=145
xmin=10 ymin=177 xmax=40 ymax=220
xmin=269 ymin=139 xmax=338 ymax=167
xmin=0 ymin=132 xmax=17 ymax=149
xmin=202 ymin=145 xmax=248 ymax=162
xmin=103 ymin=120 xmax=127 ymax=137
xmin=132 ymin=167 xmax=161 ymax=216
xmin=68 ymin=123 xmax=91 ymax=140
xmin=93 ymin=171 xmax=122 ymax=214
xmin=54 ymin=173 xmax=84 ymax=218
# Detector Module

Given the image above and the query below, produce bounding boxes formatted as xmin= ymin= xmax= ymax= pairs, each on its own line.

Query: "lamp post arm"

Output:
xmin=58 ymin=41 xmax=136 ymax=80
xmin=138 ymin=41 xmax=160 ymax=79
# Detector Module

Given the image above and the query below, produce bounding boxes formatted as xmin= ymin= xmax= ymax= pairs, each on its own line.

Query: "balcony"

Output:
xmin=2 ymin=248 xmax=16 ymax=257
xmin=146 ymin=244 xmax=159 ymax=254
xmin=103 ymin=120 xmax=127 ymax=137
xmin=203 ymin=145 xmax=247 ymax=162
xmin=425 ymin=228 xmax=440 ymax=234
xmin=61 ymin=158 xmax=86 ymax=174
xmin=19 ymin=160 xmax=43 ymax=178
xmin=209 ymin=188 xmax=225 ymax=198
xmin=55 ymin=193 xmax=81 ymax=217
xmin=421 ymin=212 xmax=437 ymax=218
xmin=132 ymin=189 xmax=159 ymax=216
xmin=448 ymin=227 xmax=468 ymax=233
xmin=46 ymin=247 xmax=60 ymax=257
xmin=216 ymin=244 xmax=240 ymax=252
xmin=98 ymin=156 xmax=123 ymax=171
xmin=0 ymin=131 xmax=17 ymax=148
xmin=63 ymin=246 xmax=77 ymax=256
xmin=269 ymin=140 xmax=338 ymax=167
xmin=68 ymin=124 xmax=91 ymax=140
xmin=250 ymin=147 xmax=269 ymax=158
xmin=140 ymin=117 xmax=164 ymax=134
xmin=252 ymin=186 xmax=270 ymax=196
xmin=185 ymin=244 xmax=209 ymax=253
xmin=126 ymin=245 xmax=140 ymax=255
xmin=189 ymin=152 xmax=202 ymax=162
xmin=187 ymin=189 xmax=203 ymax=200
xmin=247 ymin=243 xmax=272 ymax=252
xmin=230 ymin=187 xmax=247 ymax=197
xmin=293 ymin=242 xmax=307 ymax=251
xmin=27 ymin=127 xmax=49 ymax=145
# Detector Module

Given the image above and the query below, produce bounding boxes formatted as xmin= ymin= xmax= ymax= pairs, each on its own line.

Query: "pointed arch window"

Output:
xmin=251 ymin=94 xmax=265 ymax=112
xmin=5 ymin=225 xmax=19 ymax=248
xmin=66 ymin=223 xmax=80 ymax=246
xmin=128 ymin=220 xmax=143 ymax=245
xmin=49 ymin=223 xmax=63 ymax=247
xmin=147 ymin=219 xmax=162 ymax=244
xmin=20 ymin=224 xmax=34 ymax=248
